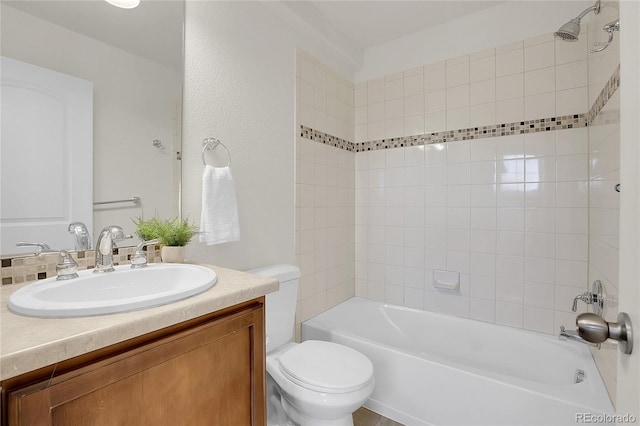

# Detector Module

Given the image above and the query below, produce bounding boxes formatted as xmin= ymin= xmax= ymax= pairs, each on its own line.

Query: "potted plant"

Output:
xmin=134 ymin=216 xmax=196 ymax=263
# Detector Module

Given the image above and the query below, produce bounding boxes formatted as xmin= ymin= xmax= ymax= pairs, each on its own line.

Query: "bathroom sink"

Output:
xmin=8 ymin=264 xmax=217 ymax=318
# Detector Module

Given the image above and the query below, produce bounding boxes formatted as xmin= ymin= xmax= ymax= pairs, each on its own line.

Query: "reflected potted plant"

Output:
xmin=134 ymin=216 xmax=196 ymax=263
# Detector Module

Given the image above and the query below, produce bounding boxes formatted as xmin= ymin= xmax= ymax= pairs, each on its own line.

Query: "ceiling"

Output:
xmin=282 ymin=1 xmax=505 ymax=52
xmin=3 ymin=0 xmax=183 ymax=70
xmin=5 ymin=0 xmax=504 ymax=71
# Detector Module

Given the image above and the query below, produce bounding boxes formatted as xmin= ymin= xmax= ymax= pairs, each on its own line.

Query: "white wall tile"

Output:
xmin=447 ymin=163 xmax=470 ymax=185
xmin=447 ymin=84 xmax=470 ymax=109
xmin=524 ymin=281 xmax=555 ymax=308
xmin=469 ymin=103 xmax=496 ymax=127
xmin=384 ymin=78 xmax=403 ymax=100
xmin=470 ymin=80 xmax=496 ymax=105
xmin=525 ymin=67 xmax=555 ymax=96
xmin=496 ymin=278 xmax=524 ymax=304
xmin=424 ymin=61 xmax=446 ymax=93
xmin=446 ymin=107 xmax=470 ymax=130
xmin=446 ymin=60 xmax=470 ymax=88
xmin=404 ymin=73 xmax=424 ymax=96
xmin=524 ymin=93 xmax=555 ymax=120
xmin=470 ymin=207 xmax=497 ymax=231
xmin=496 ymin=48 xmax=524 ymax=77
xmin=496 ymin=97 xmax=524 ymax=123
xmin=470 ymin=274 xmax=496 ymax=298
xmin=496 ymin=301 xmax=523 ymax=328
xmin=470 ymin=138 xmax=497 ymax=162
xmin=523 ymin=306 xmax=554 ymax=334
xmin=496 ymin=74 xmax=524 ymax=101
xmin=556 ymin=60 xmax=588 ymax=91
xmin=556 ymin=87 xmax=588 ymax=116
xmin=404 ymin=94 xmax=424 ymax=117
xmin=556 ymin=154 xmax=588 ymax=181
xmin=446 ymin=141 xmax=471 ymax=163
xmin=470 ymin=55 xmax=496 ymax=83
xmin=524 ymin=41 xmax=555 ymax=72
xmin=425 ymin=111 xmax=447 ymax=133
xmin=525 ymin=156 xmax=556 ymax=182
xmin=525 ymin=256 xmax=555 ymax=284
xmin=470 ymin=298 xmax=495 ymax=323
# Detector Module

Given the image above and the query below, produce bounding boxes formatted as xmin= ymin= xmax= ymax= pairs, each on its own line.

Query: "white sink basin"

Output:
xmin=8 ymin=264 xmax=217 ymax=318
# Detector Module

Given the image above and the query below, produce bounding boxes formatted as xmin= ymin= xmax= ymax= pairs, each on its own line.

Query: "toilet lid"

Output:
xmin=278 ymin=340 xmax=373 ymax=394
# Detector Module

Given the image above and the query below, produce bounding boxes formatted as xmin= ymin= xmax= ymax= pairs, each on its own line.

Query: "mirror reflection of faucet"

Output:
xmin=15 ymin=242 xmax=56 ymax=255
xmin=68 ymin=222 xmax=91 ymax=251
xmin=94 ymin=225 xmax=132 ymax=273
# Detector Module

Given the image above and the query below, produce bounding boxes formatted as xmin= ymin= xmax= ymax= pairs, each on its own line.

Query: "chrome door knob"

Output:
xmin=576 ymin=312 xmax=633 ymax=354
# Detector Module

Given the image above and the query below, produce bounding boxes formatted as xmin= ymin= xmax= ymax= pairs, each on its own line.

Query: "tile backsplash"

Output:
xmin=1 ymin=246 xmax=162 ymax=285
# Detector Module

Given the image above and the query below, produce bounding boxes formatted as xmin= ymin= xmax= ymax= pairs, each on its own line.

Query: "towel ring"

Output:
xmin=202 ymin=137 xmax=231 ymax=167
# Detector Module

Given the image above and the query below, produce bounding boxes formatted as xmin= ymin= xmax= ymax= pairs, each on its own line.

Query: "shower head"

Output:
xmin=554 ymin=0 xmax=601 ymax=42
xmin=554 ymin=18 xmax=582 ymax=41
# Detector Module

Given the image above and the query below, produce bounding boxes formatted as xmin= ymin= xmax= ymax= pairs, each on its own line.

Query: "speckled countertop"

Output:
xmin=0 ymin=264 xmax=278 ymax=381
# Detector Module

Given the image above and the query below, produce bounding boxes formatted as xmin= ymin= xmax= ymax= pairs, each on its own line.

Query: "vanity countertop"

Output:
xmin=0 ymin=264 xmax=278 ymax=381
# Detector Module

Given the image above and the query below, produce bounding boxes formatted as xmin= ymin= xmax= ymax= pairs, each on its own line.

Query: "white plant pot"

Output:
xmin=160 ymin=246 xmax=185 ymax=263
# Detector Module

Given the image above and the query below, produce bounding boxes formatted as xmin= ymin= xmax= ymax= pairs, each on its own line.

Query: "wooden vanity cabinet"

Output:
xmin=1 ymin=298 xmax=266 ymax=426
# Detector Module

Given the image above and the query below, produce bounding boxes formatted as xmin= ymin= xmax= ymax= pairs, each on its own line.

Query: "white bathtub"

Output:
xmin=302 ymin=297 xmax=614 ymax=426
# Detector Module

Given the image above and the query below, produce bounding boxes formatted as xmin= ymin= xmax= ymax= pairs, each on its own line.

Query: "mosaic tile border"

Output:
xmin=1 ymin=246 xmax=161 ymax=285
xmin=587 ymin=64 xmax=620 ymax=124
xmin=352 ymin=114 xmax=587 ymax=152
xmin=300 ymin=66 xmax=620 ymax=154
xmin=301 ymin=114 xmax=588 ymax=153
xmin=299 ymin=126 xmax=354 ymax=152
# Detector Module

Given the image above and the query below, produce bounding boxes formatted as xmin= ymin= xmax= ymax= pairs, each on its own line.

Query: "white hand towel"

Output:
xmin=199 ymin=165 xmax=240 ymax=245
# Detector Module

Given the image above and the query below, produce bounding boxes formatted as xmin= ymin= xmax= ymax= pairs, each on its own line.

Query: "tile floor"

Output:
xmin=353 ymin=407 xmax=404 ymax=426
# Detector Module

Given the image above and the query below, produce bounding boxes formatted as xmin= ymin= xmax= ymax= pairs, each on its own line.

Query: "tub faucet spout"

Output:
xmin=559 ymin=326 xmax=601 ymax=349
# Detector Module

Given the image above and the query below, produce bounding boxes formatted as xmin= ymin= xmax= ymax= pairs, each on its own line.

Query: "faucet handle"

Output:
xmin=15 ymin=241 xmax=55 ymax=255
xmin=130 ymin=239 xmax=160 ymax=269
xmin=56 ymin=250 xmax=79 ymax=280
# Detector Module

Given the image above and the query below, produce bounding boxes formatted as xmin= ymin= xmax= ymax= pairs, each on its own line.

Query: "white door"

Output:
xmin=616 ymin=0 xmax=640 ymax=417
xmin=0 ymin=57 xmax=93 ymax=254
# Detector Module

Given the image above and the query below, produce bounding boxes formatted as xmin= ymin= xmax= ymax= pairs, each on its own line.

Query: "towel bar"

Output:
xmin=202 ymin=137 xmax=231 ymax=167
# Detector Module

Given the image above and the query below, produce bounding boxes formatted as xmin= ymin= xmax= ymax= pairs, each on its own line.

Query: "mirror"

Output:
xmin=0 ymin=0 xmax=184 ymax=256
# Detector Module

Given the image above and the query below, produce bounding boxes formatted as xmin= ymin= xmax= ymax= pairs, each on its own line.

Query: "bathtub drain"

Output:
xmin=575 ymin=369 xmax=585 ymax=384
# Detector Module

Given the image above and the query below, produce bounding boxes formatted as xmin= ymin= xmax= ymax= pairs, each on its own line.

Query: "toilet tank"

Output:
xmin=245 ymin=264 xmax=300 ymax=353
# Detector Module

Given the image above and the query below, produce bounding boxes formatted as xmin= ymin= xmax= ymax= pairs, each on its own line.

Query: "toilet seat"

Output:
xmin=278 ymin=340 xmax=373 ymax=394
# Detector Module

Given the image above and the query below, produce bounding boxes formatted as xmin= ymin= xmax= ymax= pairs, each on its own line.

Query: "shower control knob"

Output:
xmin=576 ymin=312 xmax=633 ymax=355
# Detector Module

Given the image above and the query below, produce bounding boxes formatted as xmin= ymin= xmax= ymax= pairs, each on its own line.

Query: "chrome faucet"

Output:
xmin=559 ymin=326 xmax=601 ymax=349
xmin=15 ymin=242 xmax=55 ymax=255
xmin=94 ymin=225 xmax=132 ymax=273
xmin=130 ymin=239 xmax=160 ymax=269
xmin=68 ymin=222 xmax=91 ymax=251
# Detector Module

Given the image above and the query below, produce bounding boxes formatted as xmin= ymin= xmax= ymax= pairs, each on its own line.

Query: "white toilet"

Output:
xmin=247 ymin=264 xmax=374 ymax=426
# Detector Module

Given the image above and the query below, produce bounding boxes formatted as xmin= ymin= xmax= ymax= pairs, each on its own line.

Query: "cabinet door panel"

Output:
xmin=6 ymin=302 xmax=265 ymax=426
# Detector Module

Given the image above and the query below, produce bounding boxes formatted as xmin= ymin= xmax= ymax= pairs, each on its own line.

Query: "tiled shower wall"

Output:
xmin=585 ymin=3 xmax=621 ymax=402
xmin=354 ymin=129 xmax=590 ymax=334
xmin=295 ymin=50 xmax=356 ymax=338
xmin=353 ymin=31 xmax=597 ymax=335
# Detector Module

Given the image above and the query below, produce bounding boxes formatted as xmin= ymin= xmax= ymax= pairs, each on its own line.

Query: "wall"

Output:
xmin=585 ymin=0 xmax=621 ymax=405
xmin=1 ymin=5 xmax=181 ymax=241
xmin=355 ymin=1 xmax=594 ymax=82
xmin=182 ymin=2 xmax=354 ymax=271
xmin=295 ymin=50 xmax=355 ymax=336
xmin=354 ymin=30 xmax=595 ymax=335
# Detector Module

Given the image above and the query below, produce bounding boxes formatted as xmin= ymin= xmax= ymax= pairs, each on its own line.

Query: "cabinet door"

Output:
xmin=6 ymin=303 xmax=265 ymax=426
